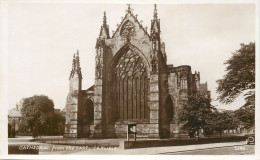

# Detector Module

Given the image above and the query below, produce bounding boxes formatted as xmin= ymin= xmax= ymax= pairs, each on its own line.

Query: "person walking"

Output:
xmin=194 ymin=130 xmax=199 ymax=142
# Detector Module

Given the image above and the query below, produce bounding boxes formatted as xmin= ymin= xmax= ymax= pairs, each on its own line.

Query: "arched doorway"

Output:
xmin=86 ymin=98 xmax=94 ymax=124
xmin=160 ymin=95 xmax=174 ymax=138
xmin=79 ymin=97 xmax=94 ymax=138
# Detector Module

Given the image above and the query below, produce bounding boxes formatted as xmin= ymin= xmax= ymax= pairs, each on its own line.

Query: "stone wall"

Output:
xmin=64 ymin=91 xmax=78 ymax=138
xmin=64 ymin=53 xmax=82 ymax=138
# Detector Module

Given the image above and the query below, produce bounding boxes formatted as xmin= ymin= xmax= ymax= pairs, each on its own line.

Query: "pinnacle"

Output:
xmin=153 ymin=4 xmax=158 ymax=20
xmin=70 ymin=51 xmax=82 ymax=79
xmin=72 ymin=54 xmax=76 ymax=70
xmin=103 ymin=11 xmax=107 ymax=26
xmin=127 ymin=4 xmax=131 ymax=13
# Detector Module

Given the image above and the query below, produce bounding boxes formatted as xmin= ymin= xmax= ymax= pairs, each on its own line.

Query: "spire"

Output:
xmin=153 ymin=4 xmax=158 ymax=20
xmin=103 ymin=11 xmax=107 ymax=27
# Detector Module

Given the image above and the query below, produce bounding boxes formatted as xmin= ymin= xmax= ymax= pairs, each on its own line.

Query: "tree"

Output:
xmin=217 ymin=42 xmax=255 ymax=130
xmin=217 ymin=42 xmax=255 ymax=104
xmin=234 ymin=89 xmax=255 ymax=129
xmin=46 ymin=112 xmax=65 ymax=135
xmin=212 ymin=110 xmax=240 ymax=137
xmin=179 ymin=93 xmax=215 ymax=137
xmin=20 ymin=95 xmax=54 ymax=137
xmin=234 ymin=104 xmax=255 ymax=129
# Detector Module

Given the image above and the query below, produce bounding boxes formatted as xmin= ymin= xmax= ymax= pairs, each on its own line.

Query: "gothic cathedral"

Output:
xmin=64 ymin=5 xmax=210 ymax=138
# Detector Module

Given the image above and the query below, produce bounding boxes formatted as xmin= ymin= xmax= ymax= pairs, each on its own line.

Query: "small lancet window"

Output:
xmin=180 ymin=76 xmax=187 ymax=89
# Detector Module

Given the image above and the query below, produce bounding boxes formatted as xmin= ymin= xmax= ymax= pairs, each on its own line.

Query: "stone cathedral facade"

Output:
xmin=64 ymin=5 xmax=210 ymax=138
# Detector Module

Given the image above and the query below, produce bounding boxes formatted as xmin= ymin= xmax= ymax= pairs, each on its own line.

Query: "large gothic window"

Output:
xmin=114 ymin=49 xmax=148 ymax=120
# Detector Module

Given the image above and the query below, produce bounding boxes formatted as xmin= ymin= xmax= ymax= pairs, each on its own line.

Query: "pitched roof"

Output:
xmin=8 ymin=109 xmax=22 ymax=117
xmin=111 ymin=5 xmax=149 ymax=38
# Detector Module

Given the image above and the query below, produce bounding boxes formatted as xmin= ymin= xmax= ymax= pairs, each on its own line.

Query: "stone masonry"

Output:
xmin=64 ymin=4 xmax=210 ymax=138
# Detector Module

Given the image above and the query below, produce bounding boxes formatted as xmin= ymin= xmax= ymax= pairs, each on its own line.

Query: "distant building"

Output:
xmin=8 ymin=104 xmax=22 ymax=137
xmin=199 ymin=82 xmax=211 ymax=98
xmin=65 ymin=4 xmax=210 ymax=138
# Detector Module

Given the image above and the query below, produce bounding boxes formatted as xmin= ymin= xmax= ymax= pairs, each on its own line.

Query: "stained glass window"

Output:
xmin=114 ymin=49 xmax=148 ymax=120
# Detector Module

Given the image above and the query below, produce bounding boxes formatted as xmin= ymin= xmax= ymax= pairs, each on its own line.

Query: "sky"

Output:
xmin=6 ymin=2 xmax=256 ymax=111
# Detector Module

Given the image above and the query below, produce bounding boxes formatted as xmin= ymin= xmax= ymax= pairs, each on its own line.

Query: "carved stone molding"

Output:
xmin=120 ymin=20 xmax=136 ymax=42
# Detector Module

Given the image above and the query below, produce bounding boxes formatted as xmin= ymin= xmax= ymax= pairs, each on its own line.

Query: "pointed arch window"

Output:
xmin=114 ymin=49 xmax=148 ymax=120
xmin=180 ymin=75 xmax=187 ymax=89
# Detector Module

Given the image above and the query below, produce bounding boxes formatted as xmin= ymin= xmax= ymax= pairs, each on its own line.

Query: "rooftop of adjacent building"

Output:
xmin=8 ymin=108 xmax=22 ymax=118
xmin=199 ymin=82 xmax=208 ymax=92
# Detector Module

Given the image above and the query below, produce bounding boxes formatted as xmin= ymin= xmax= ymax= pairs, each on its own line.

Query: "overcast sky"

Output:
xmin=7 ymin=2 xmax=256 ymax=111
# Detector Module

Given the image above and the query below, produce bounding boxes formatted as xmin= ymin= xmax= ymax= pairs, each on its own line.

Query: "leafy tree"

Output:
xmin=179 ymin=93 xmax=242 ymax=138
xmin=234 ymin=103 xmax=255 ymax=129
xmin=217 ymin=42 xmax=255 ymax=104
xmin=179 ymin=93 xmax=215 ymax=137
xmin=234 ymin=90 xmax=255 ymax=129
xmin=217 ymin=42 xmax=255 ymax=130
xmin=47 ymin=112 xmax=66 ymax=135
xmin=18 ymin=119 xmax=30 ymax=134
xmin=20 ymin=95 xmax=54 ymax=137
xmin=212 ymin=110 xmax=240 ymax=137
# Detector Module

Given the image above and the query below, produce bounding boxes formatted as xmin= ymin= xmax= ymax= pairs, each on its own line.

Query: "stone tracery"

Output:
xmin=120 ymin=20 xmax=136 ymax=41
xmin=114 ymin=49 xmax=148 ymax=120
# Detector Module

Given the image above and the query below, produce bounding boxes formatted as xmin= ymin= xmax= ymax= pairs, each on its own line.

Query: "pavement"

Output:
xmin=159 ymin=144 xmax=254 ymax=155
xmin=64 ymin=141 xmax=252 ymax=155
xmin=44 ymin=138 xmax=124 ymax=147
xmin=8 ymin=136 xmax=254 ymax=155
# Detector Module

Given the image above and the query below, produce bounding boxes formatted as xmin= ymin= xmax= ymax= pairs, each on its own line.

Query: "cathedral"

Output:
xmin=64 ymin=4 xmax=210 ymax=138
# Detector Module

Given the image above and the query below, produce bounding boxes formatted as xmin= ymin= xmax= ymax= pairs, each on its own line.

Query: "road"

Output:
xmin=158 ymin=144 xmax=254 ymax=155
xmin=8 ymin=137 xmax=254 ymax=155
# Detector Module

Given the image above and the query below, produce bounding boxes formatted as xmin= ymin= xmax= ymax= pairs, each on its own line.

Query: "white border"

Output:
xmin=0 ymin=0 xmax=259 ymax=159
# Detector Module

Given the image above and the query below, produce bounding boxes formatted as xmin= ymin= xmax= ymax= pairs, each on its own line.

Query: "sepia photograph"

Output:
xmin=0 ymin=0 xmax=258 ymax=159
